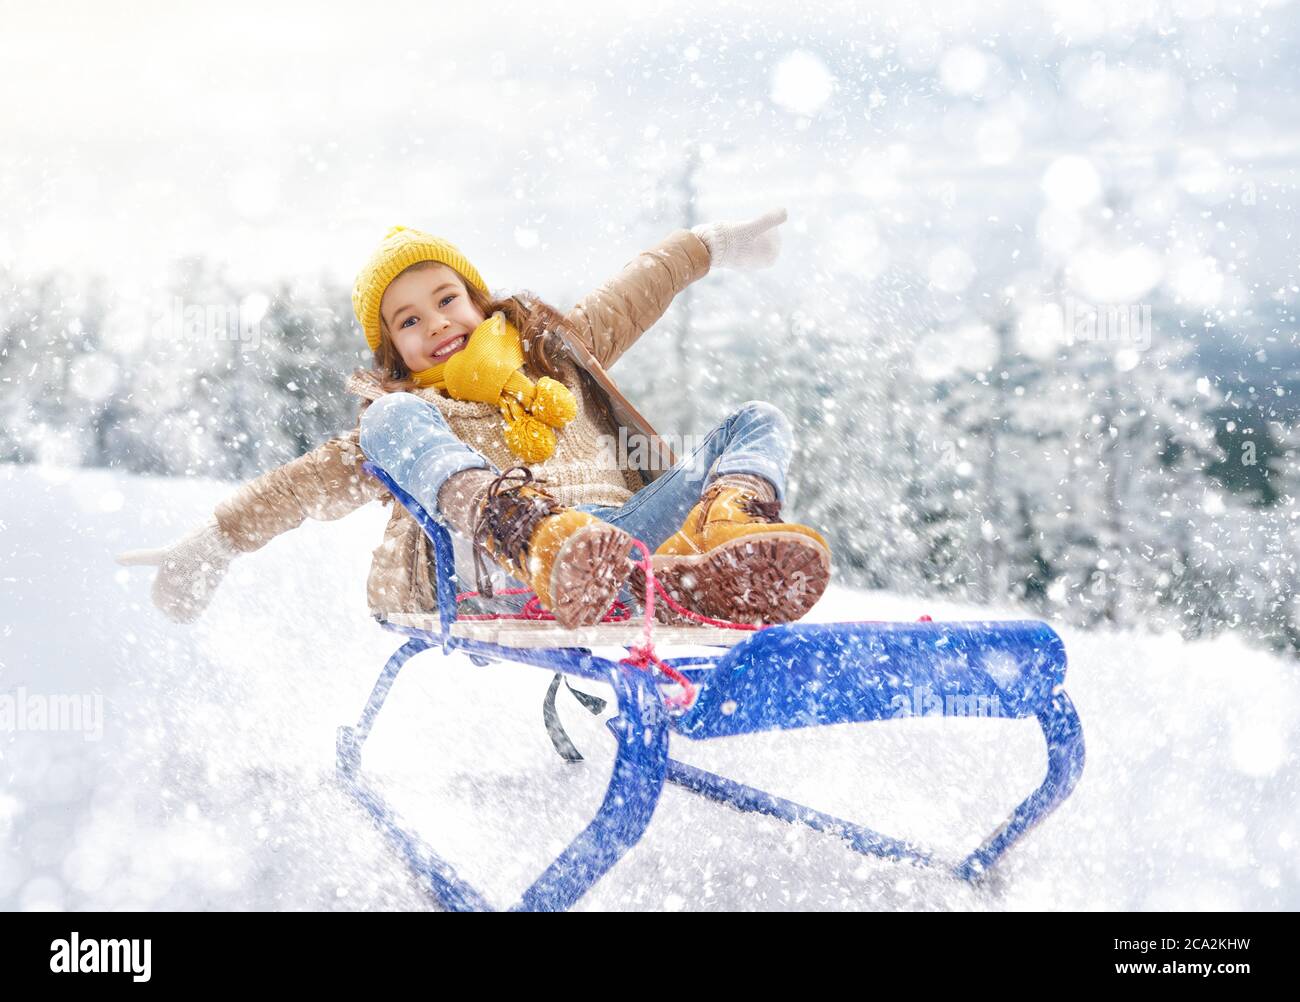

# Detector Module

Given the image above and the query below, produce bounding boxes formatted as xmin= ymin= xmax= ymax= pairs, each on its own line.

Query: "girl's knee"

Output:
xmin=360 ymin=392 xmax=439 ymax=454
xmin=736 ymin=400 xmax=791 ymax=434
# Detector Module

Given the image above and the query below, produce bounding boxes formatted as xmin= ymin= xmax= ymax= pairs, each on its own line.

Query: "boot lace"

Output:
xmin=739 ymin=496 xmax=783 ymax=521
xmin=696 ymin=482 xmax=783 ymax=531
xmin=471 ymin=466 xmax=563 ymax=598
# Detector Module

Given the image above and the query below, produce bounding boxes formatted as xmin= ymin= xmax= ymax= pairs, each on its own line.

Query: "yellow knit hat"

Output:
xmin=352 ymin=225 xmax=490 ymax=352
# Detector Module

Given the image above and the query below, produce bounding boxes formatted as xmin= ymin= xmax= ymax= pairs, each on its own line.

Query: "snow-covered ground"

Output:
xmin=2 ymin=461 xmax=1297 ymax=911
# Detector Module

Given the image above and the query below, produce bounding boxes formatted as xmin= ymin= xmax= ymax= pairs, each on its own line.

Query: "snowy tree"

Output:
xmin=1016 ymin=321 xmax=1225 ymax=631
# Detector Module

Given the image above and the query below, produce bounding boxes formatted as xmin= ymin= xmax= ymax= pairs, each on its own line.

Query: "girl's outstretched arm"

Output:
xmin=563 ymin=208 xmax=788 ymax=369
xmin=116 ymin=427 xmax=382 ymax=624
xmin=212 ymin=426 xmax=382 ymax=552
xmin=563 ymin=228 xmax=712 ymax=369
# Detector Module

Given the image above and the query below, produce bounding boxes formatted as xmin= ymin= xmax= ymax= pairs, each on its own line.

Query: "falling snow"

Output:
xmin=3 ymin=0 xmax=1299 ymax=911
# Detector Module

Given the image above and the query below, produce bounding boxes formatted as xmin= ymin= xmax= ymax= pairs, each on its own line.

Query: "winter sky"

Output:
xmin=2 ymin=0 xmax=1297 ymax=353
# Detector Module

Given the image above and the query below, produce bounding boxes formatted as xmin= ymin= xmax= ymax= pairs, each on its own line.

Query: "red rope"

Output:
xmin=452 ymin=585 xmax=633 ymax=623
xmin=616 ymin=539 xmax=697 ymax=710
xmin=449 ymin=545 xmax=934 ymax=710
xmin=448 ymin=538 xmax=786 ymax=710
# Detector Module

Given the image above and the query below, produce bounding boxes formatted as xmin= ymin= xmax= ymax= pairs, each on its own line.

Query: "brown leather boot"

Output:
xmin=628 ymin=478 xmax=831 ymax=626
xmin=471 ymin=466 xmax=634 ymax=629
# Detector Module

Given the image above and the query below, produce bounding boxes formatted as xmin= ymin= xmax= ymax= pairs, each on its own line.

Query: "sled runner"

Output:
xmin=337 ymin=462 xmax=1086 ymax=912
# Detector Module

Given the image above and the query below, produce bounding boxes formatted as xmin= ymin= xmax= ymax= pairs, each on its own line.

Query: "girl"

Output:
xmin=117 ymin=210 xmax=832 ymax=630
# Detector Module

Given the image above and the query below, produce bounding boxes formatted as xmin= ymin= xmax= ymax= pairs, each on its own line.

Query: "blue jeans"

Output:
xmin=359 ymin=393 xmax=795 ymax=608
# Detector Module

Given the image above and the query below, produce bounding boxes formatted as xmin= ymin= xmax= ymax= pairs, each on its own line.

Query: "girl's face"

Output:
xmin=380 ymin=264 xmax=486 ymax=372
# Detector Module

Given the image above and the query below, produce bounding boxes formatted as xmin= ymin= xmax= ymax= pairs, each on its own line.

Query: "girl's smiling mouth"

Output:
xmin=429 ymin=334 xmax=468 ymax=362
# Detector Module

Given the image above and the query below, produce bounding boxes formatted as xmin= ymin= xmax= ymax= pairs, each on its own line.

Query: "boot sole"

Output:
xmin=548 ymin=522 xmax=636 ymax=629
xmin=629 ymin=532 xmax=831 ymax=626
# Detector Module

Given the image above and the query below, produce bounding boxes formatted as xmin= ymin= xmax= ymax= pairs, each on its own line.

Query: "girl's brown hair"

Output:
xmin=365 ymin=261 xmax=577 ymax=394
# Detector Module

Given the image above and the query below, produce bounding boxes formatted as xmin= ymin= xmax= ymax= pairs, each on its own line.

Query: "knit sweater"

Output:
xmin=344 ymin=355 xmax=644 ymax=508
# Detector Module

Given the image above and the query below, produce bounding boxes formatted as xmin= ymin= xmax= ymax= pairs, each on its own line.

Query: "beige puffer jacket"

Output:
xmin=212 ymin=228 xmax=711 ymax=615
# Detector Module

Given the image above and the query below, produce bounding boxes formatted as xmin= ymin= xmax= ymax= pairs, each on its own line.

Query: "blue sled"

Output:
xmin=337 ymin=462 xmax=1086 ymax=911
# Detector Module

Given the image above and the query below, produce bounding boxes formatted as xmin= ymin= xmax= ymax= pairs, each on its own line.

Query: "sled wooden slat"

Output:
xmin=380 ymin=612 xmax=750 ymax=649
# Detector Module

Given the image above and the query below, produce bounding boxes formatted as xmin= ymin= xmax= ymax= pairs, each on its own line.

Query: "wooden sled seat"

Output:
xmin=379 ymin=612 xmax=751 ymax=649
